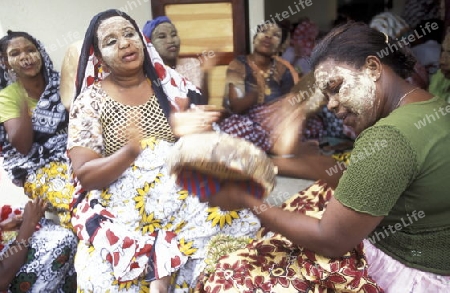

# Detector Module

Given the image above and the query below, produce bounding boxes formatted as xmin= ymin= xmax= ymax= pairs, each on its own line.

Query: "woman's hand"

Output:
xmin=0 ymin=215 xmax=23 ymax=231
xmin=123 ymin=109 xmax=144 ymax=158
xmin=208 ymin=181 xmax=255 ymax=211
xmin=169 ymin=105 xmax=222 ymax=137
xmin=21 ymin=198 xmax=46 ymax=229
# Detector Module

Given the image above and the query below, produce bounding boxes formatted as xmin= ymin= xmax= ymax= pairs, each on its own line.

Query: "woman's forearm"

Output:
xmin=6 ymin=116 xmax=34 ymax=155
xmin=243 ymin=196 xmax=349 ymax=258
xmin=0 ymin=224 xmax=35 ymax=290
xmin=73 ymin=143 xmax=141 ymax=190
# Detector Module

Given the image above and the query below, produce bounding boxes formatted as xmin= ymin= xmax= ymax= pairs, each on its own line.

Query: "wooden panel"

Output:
xmin=166 ymin=3 xmax=234 ymax=54
xmin=151 ymin=0 xmax=247 ymax=106
xmin=207 ymin=65 xmax=228 ymax=107
xmin=151 ymin=0 xmax=249 ymax=59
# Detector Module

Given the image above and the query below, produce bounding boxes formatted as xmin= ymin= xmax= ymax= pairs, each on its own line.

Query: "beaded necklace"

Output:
xmin=258 ymin=61 xmax=276 ymax=96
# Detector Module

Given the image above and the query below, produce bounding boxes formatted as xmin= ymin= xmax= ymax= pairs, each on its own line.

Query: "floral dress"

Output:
xmin=68 ymin=83 xmax=260 ymax=292
xmin=195 ymin=181 xmax=383 ymax=293
xmin=0 ymin=205 xmax=77 ymax=293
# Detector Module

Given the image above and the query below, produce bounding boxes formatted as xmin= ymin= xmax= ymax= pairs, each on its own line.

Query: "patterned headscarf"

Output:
xmin=402 ymin=0 xmax=441 ymax=30
xmin=290 ymin=18 xmax=319 ymax=58
xmin=0 ymin=31 xmax=68 ymax=186
xmin=75 ymin=9 xmax=203 ymax=117
xmin=142 ymin=16 xmax=172 ymax=39
xmin=369 ymin=12 xmax=410 ymax=39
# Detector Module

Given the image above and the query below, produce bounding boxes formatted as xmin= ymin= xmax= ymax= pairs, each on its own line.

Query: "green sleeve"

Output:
xmin=0 ymin=86 xmax=20 ymax=123
xmin=334 ymin=125 xmax=418 ymax=216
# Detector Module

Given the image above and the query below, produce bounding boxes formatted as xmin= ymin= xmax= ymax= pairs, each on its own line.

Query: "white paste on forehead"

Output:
xmin=97 ymin=16 xmax=134 ymax=41
xmin=315 ymin=62 xmax=376 ymax=114
xmin=96 ymin=16 xmax=144 ymax=69
xmin=7 ymin=37 xmax=42 ymax=74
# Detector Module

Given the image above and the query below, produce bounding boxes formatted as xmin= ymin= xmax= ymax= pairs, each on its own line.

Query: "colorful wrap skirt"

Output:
xmin=0 ymin=217 xmax=77 ymax=293
xmin=23 ymin=161 xmax=74 ymax=229
xmin=71 ymin=138 xmax=261 ymax=292
xmin=194 ymin=180 xmax=384 ymax=293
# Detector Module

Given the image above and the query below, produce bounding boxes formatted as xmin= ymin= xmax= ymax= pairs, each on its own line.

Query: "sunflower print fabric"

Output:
xmin=23 ymin=161 xmax=74 ymax=229
xmin=68 ymin=85 xmax=260 ymax=292
xmin=195 ymin=180 xmax=383 ymax=293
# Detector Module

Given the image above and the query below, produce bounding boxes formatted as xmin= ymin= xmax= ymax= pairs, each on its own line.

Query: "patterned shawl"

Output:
xmin=75 ymin=9 xmax=204 ymax=116
xmin=0 ymin=36 xmax=68 ymax=186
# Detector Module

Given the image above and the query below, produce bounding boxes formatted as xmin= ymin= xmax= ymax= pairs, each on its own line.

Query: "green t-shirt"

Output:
xmin=0 ymin=82 xmax=38 ymax=123
xmin=428 ymin=70 xmax=450 ymax=103
xmin=334 ymin=96 xmax=450 ymax=275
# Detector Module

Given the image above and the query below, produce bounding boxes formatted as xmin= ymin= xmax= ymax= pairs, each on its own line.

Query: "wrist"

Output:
xmin=125 ymin=140 xmax=142 ymax=158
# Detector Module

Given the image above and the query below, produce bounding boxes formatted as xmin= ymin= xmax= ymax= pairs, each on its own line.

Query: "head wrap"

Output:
xmin=0 ymin=31 xmax=68 ymax=186
xmin=75 ymin=10 xmax=202 ymax=118
xmin=369 ymin=12 xmax=410 ymax=39
xmin=142 ymin=16 xmax=172 ymax=39
xmin=290 ymin=18 xmax=319 ymax=58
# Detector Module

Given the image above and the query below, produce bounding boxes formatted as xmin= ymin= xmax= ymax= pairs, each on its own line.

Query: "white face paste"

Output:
xmin=151 ymin=22 xmax=180 ymax=63
xmin=315 ymin=59 xmax=378 ymax=133
xmin=6 ymin=37 xmax=42 ymax=78
xmin=253 ymin=24 xmax=282 ymax=55
xmin=96 ymin=16 xmax=144 ymax=71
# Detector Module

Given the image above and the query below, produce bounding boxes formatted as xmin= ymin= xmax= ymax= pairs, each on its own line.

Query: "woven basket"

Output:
xmin=167 ymin=132 xmax=277 ymax=199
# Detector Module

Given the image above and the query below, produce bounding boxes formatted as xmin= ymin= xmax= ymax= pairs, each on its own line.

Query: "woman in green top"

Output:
xmin=196 ymin=22 xmax=450 ymax=292
xmin=0 ymin=31 xmax=74 ymax=228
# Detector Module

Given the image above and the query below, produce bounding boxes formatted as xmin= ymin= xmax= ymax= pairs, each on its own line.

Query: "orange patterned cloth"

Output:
xmin=195 ymin=180 xmax=384 ymax=293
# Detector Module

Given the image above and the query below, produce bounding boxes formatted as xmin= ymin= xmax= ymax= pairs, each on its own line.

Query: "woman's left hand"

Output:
xmin=0 ymin=215 xmax=23 ymax=231
xmin=169 ymin=105 xmax=222 ymax=137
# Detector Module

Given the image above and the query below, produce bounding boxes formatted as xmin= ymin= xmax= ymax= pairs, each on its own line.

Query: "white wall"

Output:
xmin=0 ymin=0 xmax=266 ymax=70
xmin=0 ymin=0 xmax=154 ymax=70
xmin=264 ymin=0 xmax=337 ymax=31
xmin=0 ymin=1 xmax=265 ymax=206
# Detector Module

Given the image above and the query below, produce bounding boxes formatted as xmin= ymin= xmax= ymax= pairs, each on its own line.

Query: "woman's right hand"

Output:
xmin=169 ymin=106 xmax=222 ymax=137
xmin=124 ymin=109 xmax=145 ymax=158
xmin=22 ymin=198 xmax=46 ymax=229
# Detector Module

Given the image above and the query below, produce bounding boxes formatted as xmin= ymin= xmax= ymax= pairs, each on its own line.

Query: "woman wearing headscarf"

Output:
xmin=68 ymin=10 xmax=260 ymax=292
xmin=142 ymin=16 xmax=210 ymax=101
xmin=0 ymin=31 xmax=75 ymax=228
xmin=0 ymin=30 xmax=77 ymax=292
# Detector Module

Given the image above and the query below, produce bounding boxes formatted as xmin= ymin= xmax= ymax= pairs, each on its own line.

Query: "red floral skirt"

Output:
xmin=195 ymin=180 xmax=384 ymax=293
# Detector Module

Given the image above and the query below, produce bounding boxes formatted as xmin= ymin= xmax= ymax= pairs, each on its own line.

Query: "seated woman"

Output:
xmin=218 ymin=22 xmax=308 ymax=156
xmin=68 ymin=9 xmax=260 ymax=292
xmin=0 ymin=31 xmax=74 ymax=228
xmin=282 ymin=17 xmax=319 ymax=77
xmin=0 ymin=198 xmax=77 ymax=292
xmin=196 ymin=22 xmax=450 ymax=292
xmin=142 ymin=16 xmax=213 ymax=104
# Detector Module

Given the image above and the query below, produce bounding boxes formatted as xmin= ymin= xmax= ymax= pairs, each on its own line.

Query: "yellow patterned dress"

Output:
xmin=68 ymin=83 xmax=261 ymax=292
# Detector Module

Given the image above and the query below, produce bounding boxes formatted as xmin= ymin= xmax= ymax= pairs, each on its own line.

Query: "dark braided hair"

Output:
xmin=310 ymin=22 xmax=416 ymax=79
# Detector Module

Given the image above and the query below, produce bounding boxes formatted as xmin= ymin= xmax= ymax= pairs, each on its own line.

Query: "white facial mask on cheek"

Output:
xmin=97 ymin=16 xmax=144 ymax=66
xmin=316 ymin=64 xmax=376 ymax=114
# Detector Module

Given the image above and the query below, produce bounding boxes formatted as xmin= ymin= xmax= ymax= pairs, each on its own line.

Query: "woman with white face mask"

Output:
xmin=68 ymin=9 xmax=260 ymax=292
xmin=197 ymin=22 xmax=450 ymax=293
xmin=0 ymin=30 xmax=77 ymax=292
